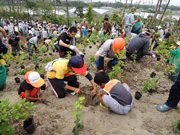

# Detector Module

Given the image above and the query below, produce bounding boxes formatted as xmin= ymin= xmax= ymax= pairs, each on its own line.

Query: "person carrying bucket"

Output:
xmin=95 ymin=38 xmax=126 ymax=71
xmin=94 ymin=71 xmax=134 ymax=115
xmin=18 ymin=71 xmax=45 ymax=102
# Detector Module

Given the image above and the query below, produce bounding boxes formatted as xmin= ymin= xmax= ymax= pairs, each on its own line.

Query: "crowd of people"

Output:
xmin=0 ymin=7 xmax=180 ymax=115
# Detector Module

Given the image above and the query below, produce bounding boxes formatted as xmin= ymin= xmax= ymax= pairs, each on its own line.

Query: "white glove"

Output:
xmin=79 ymin=52 xmax=84 ymax=56
xmin=2 ymin=37 xmax=8 ymax=43
xmin=152 ymin=54 xmax=156 ymax=58
xmin=69 ymin=45 xmax=76 ymax=51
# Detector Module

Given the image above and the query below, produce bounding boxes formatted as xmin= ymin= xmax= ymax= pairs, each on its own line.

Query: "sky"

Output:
xmin=90 ymin=0 xmax=179 ymax=6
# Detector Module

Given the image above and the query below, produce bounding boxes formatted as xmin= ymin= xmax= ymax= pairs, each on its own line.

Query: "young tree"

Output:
xmin=85 ymin=4 xmax=96 ymax=24
xmin=74 ymin=5 xmax=84 ymax=18
xmin=66 ymin=0 xmax=70 ymax=27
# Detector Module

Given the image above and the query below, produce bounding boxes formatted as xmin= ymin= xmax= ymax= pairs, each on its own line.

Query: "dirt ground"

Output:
xmin=0 ymin=37 xmax=180 ymax=135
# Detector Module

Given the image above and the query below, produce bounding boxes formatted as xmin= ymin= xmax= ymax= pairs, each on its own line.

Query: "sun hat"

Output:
xmin=113 ymin=38 xmax=125 ymax=53
xmin=25 ymin=71 xmax=45 ymax=88
xmin=69 ymin=56 xmax=87 ymax=74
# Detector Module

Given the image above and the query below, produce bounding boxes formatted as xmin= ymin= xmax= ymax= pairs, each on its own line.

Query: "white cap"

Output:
xmin=82 ymin=26 xmax=85 ymax=29
xmin=158 ymin=26 xmax=162 ymax=29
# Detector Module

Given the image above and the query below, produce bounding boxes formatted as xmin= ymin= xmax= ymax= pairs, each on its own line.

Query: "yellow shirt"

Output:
xmin=47 ymin=59 xmax=88 ymax=79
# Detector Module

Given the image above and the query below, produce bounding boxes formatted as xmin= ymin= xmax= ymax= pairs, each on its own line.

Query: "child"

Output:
xmin=18 ymin=71 xmax=45 ymax=102
xmin=94 ymin=71 xmax=134 ymax=114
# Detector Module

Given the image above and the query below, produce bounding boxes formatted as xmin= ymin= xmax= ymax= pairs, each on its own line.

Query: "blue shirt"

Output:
xmin=123 ymin=13 xmax=134 ymax=26
xmin=82 ymin=30 xmax=88 ymax=37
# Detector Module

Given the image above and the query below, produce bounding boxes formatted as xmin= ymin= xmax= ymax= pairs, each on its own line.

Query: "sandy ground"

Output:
xmin=0 ymin=37 xmax=180 ymax=135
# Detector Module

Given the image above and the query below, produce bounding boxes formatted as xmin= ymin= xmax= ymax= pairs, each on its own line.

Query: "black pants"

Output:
xmin=165 ymin=73 xmax=180 ymax=108
xmin=126 ymin=48 xmax=144 ymax=61
xmin=59 ymin=46 xmax=76 ymax=58
xmin=48 ymin=75 xmax=78 ymax=98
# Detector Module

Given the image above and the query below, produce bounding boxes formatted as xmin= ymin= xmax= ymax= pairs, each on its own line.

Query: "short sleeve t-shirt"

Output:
xmin=9 ymin=37 xmax=20 ymax=46
xmin=47 ymin=59 xmax=88 ymax=79
xmin=59 ymin=32 xmax=72 ymax=45
xmin=18 ymin=80 xmax=34 ymax=95
xmin=164 ymin=32 xmax=171 ymax=39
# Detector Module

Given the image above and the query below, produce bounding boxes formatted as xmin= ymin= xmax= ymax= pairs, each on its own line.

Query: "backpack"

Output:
xmin=45 ymin=58 xmax=62 ymax=72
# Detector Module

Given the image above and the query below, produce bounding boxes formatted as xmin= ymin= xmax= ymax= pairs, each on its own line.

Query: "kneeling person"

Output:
xmin=18 ymin=71 xmax=45 ymax=102
xmin=46 ymin=56 xmax=96 ymax=98
xmin=94 ymin=71 xmax=134 ymax=114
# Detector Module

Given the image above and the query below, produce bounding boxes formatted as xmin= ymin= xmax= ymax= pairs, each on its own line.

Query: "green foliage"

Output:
xmin=67 ymin=51 xmax=73 ymax=59
xmin=0 ymin=98 xmax=36 ymax=135
xmin=139 ymin=75 xmax=163 ymax=94
xmin=109 ymin=50 xmax=125 ymax=81
xmin=15 ymin=66 xmax=34 ymax=75
xmin=87 ymin=55 xmax=95 ymax=69
xmin=172 ymin=119 xmax=180 ymax=133
xmin=40 ymin=57 xmax=56 ymax=64
xmin=73 ymin=97 xmax=85 ymax=135
xmin=19 ymin=51 xmax=27 ymax=65
xmin=85 ymin=4 xmax=96 ymax=24
xmin=32 ymin=53 xmax=39 ymax=66
xmin=74 ymin=6 xmax=84 ymax=18
xmin=36 ymin=67 xmax=45 ymax=75
xmin=129 ymin=54 xmax=137 ymax=72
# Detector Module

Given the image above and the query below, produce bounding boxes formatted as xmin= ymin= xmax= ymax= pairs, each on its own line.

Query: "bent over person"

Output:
xmin=46 ymin=56 xmax=96 ymax=98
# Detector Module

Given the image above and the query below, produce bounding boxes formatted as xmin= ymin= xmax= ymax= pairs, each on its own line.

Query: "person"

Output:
xmin=8 ymin=34 xmax=22 ymax=56
xmin=55 ymin=26 xmax=83 ymax=58
xmin=18 ymin=71 xmax=45 ymax=102
xmin=81 ymin=18 xmax=88 ymax=30
xmin=112 ymin=25 xmax=117 ymax=39
xmin=164 ymin=28 xmax=171 ymax=44
xmin=157 ymin=73 xmax=180 ymax=112
xmin=46 ymin=56 xmax=97 ymax=98
xmin=126 ymin=30 xmax=156 ymax=62
xmin=42 ymin=28 xmax=48 ymax=41
xmin=157 ymin=26 xmax=164 ymax=41
xmin=95 ymin=38 xmax=126 ymax=71
xmin=0 ymin=26 xmax=8 ymax=66
xmin=120 ymin=7 xmax=139 ymax=37
xmin=29 ymin=35 xmax=41 ymax=54
xmin=131 ymin=17 xmax=142 ymax=35
xmin=94 ymin=71 xmax=134 ymax=114
xmin=26 ymin=33 xmax=33 ymax=54
xmin=103 ymin=18 xmax=112 ymax=35
xmin=81 ymin=26 xmax=88 ymax=37
xmin=44 ymin=36 xmax=53 ymax=50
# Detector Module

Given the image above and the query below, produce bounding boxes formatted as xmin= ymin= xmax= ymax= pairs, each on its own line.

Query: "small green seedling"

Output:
xmin=67 ymin=51 xmax=73 ymax=59
xmin=87 ymin=55 xmax=95 ymax=69
xmin=73 ymin=97 xmax=85 ymax=135
xmin=129 ymin=54 xmax=137 ymax=72
xmin=172 ymin=119 xmax=180 ymax=133
xmin=0 ymin=98 xmax=36 ymax=135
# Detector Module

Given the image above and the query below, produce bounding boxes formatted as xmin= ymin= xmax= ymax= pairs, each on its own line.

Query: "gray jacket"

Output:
xmin=99 ymin=39 xmax=126 ymax=59
xmin=126 ymin=33 xmax=152 ymax=56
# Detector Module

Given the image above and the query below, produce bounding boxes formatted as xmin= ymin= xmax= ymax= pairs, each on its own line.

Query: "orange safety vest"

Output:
xmin=103 ymin=79 xmax=119 ymax=96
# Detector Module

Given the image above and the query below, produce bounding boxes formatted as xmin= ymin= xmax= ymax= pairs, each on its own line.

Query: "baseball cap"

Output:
xmin=69 ymin=56 xmax=87 ymax=74
xmin=82 ymin=26 xmax=85 ymax=29
xmin=25 ymin=71 xmax=45 ymax=88
xmin=158 ymin=26 xmax=162 ymax=29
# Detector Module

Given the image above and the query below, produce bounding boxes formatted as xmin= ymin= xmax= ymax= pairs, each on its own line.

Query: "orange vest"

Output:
xmin=103 ymin=79 xmax=119 ymax=96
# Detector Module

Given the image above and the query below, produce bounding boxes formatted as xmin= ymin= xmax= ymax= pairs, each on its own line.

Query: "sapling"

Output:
xmin=73 ymin=97 xmax=85 ymax=135
xmin=67 ymin=51 xmax=73 ymax=59
xmin=109 ymin=50 xmax=125 ymax=81
xmin=32 ymin=53 xmax=39 ymax=67
xmin=87 ymin=55 xmax=95 ymax=69
xmin=172 ymin=119 xmax=180 ymax=133
xmin=129 ymin=54 xmax=137 ymax=72
xmin=0 ymin=98 xmax=36 ymax=135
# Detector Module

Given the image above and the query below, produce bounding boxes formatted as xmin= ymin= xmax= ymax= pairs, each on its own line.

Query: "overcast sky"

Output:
xmin=91 ymin=0 xmax=179 ymax=6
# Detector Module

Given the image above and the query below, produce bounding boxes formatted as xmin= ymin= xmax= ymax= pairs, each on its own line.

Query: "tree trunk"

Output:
xmin=7 ymin=0 xmax=12 ymax=12
xmin=54 ymin=0 xmax=57 ymax=16
xmin=122 ymin=0 xmax=128 ymax=18
xmin=130 ymin=0 xmax=133 ymax=8
xmin=12 ymin=0 xmax=15 ymax=12
xmin=150 ymin=0 xmax=163 ymax=28
xmin=66 ymin=0 xmax=69 ymax=27
xmin=159 ymin=0 xmax=171 ymax=25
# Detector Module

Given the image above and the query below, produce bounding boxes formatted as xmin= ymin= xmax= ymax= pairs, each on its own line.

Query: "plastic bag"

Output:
xmin=0 ymin=65 xmax=6 ymax=91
